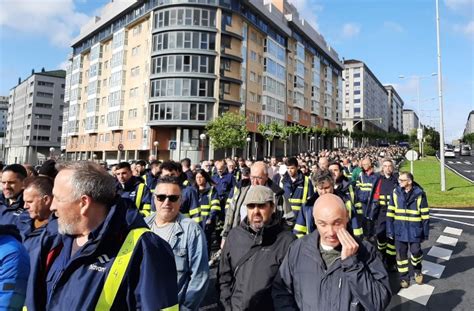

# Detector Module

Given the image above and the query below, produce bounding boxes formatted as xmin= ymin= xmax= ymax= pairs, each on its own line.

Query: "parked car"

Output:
xmin=461 ymin=145 xmax=471 ymax=156
xmin=454 ymin=146 xmax=461 ymax=153
xmin=444 ymin=148 xmax=456 ymax=158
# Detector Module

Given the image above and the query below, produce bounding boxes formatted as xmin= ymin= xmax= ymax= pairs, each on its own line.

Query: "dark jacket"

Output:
xmin=212 ymin=171 xmax=236 ymax=200
xmin=116 ymin=176 xmax=152 ymax=216
xmin=387 ymin=183 xmax=429 ymax=242
xmin=219 ymin=216 xmax=295 ymax=310
xmin=371 ymin=173 xmax=399 ymax=234
xmin=0 ymin=193 xmax=26 ymax=227
xmin=273 ymin=230 xmax=391 ymax=311
xmin=280 ymin=171 xmax=314 ymax=218
xmin=26 ymin=198 xmax=178 ymax=311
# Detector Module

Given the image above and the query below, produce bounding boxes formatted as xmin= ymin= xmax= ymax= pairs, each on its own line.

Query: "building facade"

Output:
xmin=463 ymin=110 xmax=474 ymax=137
xmin=4 ymin=69 xmax=66 ymax=164
xmin=384 ymin=85 xmax=404 ymax=133
xmin=63 ymin=0 xmax=343 ymax=163
xmin=0 ymin=96 xmax=8 ymax=136
xmin=342 ymin=59 xmax=389 ymax=133
xmin=402 ymin=109 xmax=419 ymax=135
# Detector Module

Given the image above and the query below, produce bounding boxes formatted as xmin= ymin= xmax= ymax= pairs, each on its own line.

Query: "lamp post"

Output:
xmin=399 ymin=73 xmax=437 ymax=157
xmin=436 ymin=0 xmax=446 ymax=191
xmin=246 ymin=136 xmax=251 ymax=160
xmin=153 ymin=141 xmax=159 ymax=161
xmin=199 ymin=133 xmax=207 ymax=162
xmin=310 ymin=136 xmax=315 ymax=152
xmin=92 ymin=153 xmax=97 ymax=162
xmin=49 ymin=147 xmax=55 ymax=160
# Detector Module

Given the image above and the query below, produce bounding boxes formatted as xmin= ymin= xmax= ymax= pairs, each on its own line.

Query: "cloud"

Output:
xmin=444 ymin=0 xmax=474 ymax=11
xmin=341 ymin=23 xmax=361 ymax=39
xmin=383 ymin=21 xmax=404 ymax=33
xmin=0 ymin=0 xmax=90 ymax=48
xmin=288 ymin=0 xmax=323 ymax=31
xmin=453 ymin=20 xmax=474 ymax=39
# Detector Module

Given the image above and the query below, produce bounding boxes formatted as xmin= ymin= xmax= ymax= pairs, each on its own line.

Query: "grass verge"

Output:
xmin=400 ymin=156 xmax=474 ymax=208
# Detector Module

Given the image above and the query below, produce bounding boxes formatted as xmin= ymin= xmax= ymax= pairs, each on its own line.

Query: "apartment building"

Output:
xmin=463 ymin=110 xmax=474 ymax=136
xmin=384 ymin=85 xmax=404 ymax=133
xmin=0 ymin=96 xmax=8 ymax=136
xmin=403 ymin=109 xmax=420 ymax=135
xmin=342 ymin=59 xmax=389 ymax=133
xmin=63 ymin=0 xmax=343 ymax=163
xmin=4 ymin=69 xmax=66 ymax=164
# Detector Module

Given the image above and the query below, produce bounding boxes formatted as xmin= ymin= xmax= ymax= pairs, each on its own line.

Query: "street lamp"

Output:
xmin=92 ymin=153 xmax=97 ymax=162
xmin=310 ymin=136 xmax=315 ymax=152
xmin=436 ymin=0 xmax=446 ymax=191
xmin=153 ymin=141 xmax=159 ymax=160
xmin=246 ymin=136 xmax=251 ymax=160
xmin=399 ymin=72 xmax=437 ymax=157
xmin=49 ymin=147 xmax=55 ymax=160
xmin=199 ymin=133 xmax=207 ymax=161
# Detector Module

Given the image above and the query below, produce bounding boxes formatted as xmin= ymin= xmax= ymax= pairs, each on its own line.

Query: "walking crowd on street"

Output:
xmin=0 ymin=144 xmax=431 ymax=310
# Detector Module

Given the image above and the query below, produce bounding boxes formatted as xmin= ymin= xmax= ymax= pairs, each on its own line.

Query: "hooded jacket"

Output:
xmin=26 ymin=198 xmax=178 ymax=311
xmin=218 ymin=216 xmax=295 ymax=310
xmin=0 ymin=225 xmax=30 ymax=310
xmin=272 ymin=231 xmax=391 ymax=311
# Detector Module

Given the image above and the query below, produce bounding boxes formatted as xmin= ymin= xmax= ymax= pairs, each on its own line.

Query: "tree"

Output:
xmin=206 ymin=112 xmax=248 ymax=157
xmin=463 ymin=133 xmax=474 ymax=145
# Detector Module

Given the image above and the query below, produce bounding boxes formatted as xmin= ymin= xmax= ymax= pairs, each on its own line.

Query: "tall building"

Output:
xmin=384 ymin=85 xmax=404 ymax=133
xmin=463 ymin=110 xmax=474 ymax=137
xmin=63 ymin=0 xmax=343 ymax=163
xmin=342 ymin=59 xmax=389 ymax=133
xmin=4 ymin=69 xmax=66 ymax=164
xmin=402 ymin=109 xmax=420 ymax=135
xmin=0 ymin=96 xmax=8 ymax=136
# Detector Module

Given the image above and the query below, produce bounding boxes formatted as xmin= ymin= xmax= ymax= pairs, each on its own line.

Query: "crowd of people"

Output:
xmin=0 ymin=144 xmax=430 ymax=310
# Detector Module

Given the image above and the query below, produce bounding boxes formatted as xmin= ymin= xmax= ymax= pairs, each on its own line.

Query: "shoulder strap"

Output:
xmin=233 ymin=245 xmax=262 ymax=277
xmin=95 ymin=227 xmax=150 ymax=310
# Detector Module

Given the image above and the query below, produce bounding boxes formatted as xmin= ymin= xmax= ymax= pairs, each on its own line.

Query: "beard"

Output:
xmin=58 ymin=214 xmax=81 ymax=235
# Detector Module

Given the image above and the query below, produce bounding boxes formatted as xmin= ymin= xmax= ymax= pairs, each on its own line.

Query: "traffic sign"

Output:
xmin=117 ymin=143 xmax=124 ymax=151
xmin=169 ymin=140 xmax=177 ymax=150
xmin=417 ymin=128 xmax=423 ymax=140
xmin=405 ymin=150 xmax=419 ymax=161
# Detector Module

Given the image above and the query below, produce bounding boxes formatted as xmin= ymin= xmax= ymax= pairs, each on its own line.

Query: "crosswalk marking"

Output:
xmin=436 ymin=235 xmax=458 ymax=247
xmin=398 ymin=284 xmax=435 ymax=306
xmin=464 ymin=161 xmax=472 ymax=165
xmin=448 ymin=161 xmax=454 ymax=164
xmin=443 ymin=226 xmax=463 ymax=235
xmin=421 ymin=260 xmax=445 ymax=279
xmin=427 ymin=245 xmax=453 ymax=261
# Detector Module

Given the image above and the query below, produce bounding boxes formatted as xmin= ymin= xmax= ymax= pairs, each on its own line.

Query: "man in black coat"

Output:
xmin=218 ymin=185 xmax=295 ymax=310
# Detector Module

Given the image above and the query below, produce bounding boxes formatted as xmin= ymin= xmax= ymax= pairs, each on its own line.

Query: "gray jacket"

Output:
xmin=272 ymin=231 xmax=391 ymax=310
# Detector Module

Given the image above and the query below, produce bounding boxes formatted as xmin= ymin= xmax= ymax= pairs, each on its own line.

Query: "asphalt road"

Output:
xmin=444 ymin=153 xmax=474 ymax=182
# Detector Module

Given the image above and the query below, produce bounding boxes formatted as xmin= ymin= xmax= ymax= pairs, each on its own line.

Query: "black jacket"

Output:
xmin=218 ymin=216 xmax=296 ymax=310
xmin=273 ymin=230 xmax=391 ymax=311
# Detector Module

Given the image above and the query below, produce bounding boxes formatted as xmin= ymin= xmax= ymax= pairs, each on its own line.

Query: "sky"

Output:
xmin=0 ymin=0 xmax=473 ymax=142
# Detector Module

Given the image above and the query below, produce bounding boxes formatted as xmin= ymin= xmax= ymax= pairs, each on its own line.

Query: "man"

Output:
xmin=318 ymin=156 xmax=329 ymax=171
xmin=160 ymin=161 xmax=200 ymax=223
xmin=268 ymin=156 xmax=279 ymax=180
xmin=226 ymin=159 xmax=241 ymax=182
xmin=371 ymin=159 xmax=398 ymax=270
xmin=212 ymin=160 xmax=236 ymax=211
xmin=387 ymin=172 xmax=429 ymax=288
xmin=143 ymin=160 xmax=161 ymax=193
xmin=145 ymin=176 xmax=209 ymax=310
xmin=219 ymin=186 xmax=295 ymax=310
xmin=273 ymin=194 xmax=391 ymax=310
xmin=293 ymin=171 xmax=362 ymax=238
xmin=181 ymin=158 xmax=194 ymax=183
xmin=279 ymin=157 xmax=314 ymax=220
xmin=0 ymin=164 xmax=27 ymax=226
xmin=23 ymin=164 xmax=38 ymax=177
xmin=27 ymin=161 xmax=178 ymax=310
xmin=115 ymin=161 xmax=152 ymax=216
xmin=135 ymin=160 xmax=147 ymax=177
xmin=341 ymin=158 xmax=353 ymax=179
xmin=222 ymin=161 xmax=292 ymax=245
xmin=355 ymin=157 xmax=379 ymax=239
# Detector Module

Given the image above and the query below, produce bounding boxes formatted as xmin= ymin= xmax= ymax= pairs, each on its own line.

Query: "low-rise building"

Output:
xmin=402 ymin=109 xmax=420 ymax=135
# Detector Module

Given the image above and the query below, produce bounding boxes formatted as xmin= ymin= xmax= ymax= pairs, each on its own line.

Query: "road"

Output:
xmin=444 ymin=153 xmax=474 ymax=182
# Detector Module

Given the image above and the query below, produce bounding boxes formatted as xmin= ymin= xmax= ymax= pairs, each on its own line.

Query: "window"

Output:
xmin=250 ymin=50 xmax=257 ymax=61
xmin=131 ymin=45 xmax=140 ymax=56
xmin=221 ymin=59 xmax=231 ymax=71
xmin=131 ymin=66 xmax=140 ymax=77
xmin=128 ymin=108 xmax=138 ymax=118
xmin=154 ymin=7 xmax=216 ymax=28
xmin=150 ymin=102 xmax=209 ymax=121
xmin=150 ymin=78 xmax=213 ymax=97
xmin=38 ymin=81 xmax=54 ymax=87
xmin=223 ymin=82 xmax=230 ymax=94
xmin=36 ymin=92 xmax=53 ymax=98
xmin=249 ymin=71 xmax=256 ymax=82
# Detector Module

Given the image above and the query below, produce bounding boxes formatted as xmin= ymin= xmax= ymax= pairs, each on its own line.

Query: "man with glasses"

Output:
xmin=387 ymin=172 xmax=429 ymax=288
xmin=221 ymin=162 xmax=292 ymax=248
xmin=218 ymin=185 xmax=295 ymax=309
xmin=146 ymin=176 xmax=209 ymax=310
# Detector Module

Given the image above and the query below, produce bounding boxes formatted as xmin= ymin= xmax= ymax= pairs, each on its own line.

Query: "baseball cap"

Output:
xmin=244 ymin=185 xmax=274 ymax=206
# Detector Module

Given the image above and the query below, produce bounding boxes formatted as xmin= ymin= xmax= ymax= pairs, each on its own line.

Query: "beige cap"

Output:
xmin=244 ymin=185 xmax=274 ymax=205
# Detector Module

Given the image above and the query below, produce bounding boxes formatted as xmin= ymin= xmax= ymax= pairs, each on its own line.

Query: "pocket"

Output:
xmin=174 ymin=248 xmax=188 ymax=272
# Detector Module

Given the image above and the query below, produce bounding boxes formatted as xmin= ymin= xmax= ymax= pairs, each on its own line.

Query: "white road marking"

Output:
xmin=448 ymin=161 xmax=454 ymax=164
xmin=436 ymin=235 xmax=458 ymax=247
xmin=431 ymin=216 xmax=474 ymax=227
xmin=421 ymin=260 xmax=445 ymax=279
xmin=443 ymin=227 xmax=463 ymax=236
xmin=427 ymin=246 xmax=453 ymax=261
xmin=398 ymin=284 xmax=435 ymax=306
xmin=431 ymin=208 xmax=474 ymax=214
xmin=464 ymin=161 xmax=472 ymax=165
xmin=430 ymin=213 xmax=474 ymax=219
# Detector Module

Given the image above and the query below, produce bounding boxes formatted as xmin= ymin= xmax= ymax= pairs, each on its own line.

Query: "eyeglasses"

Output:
xmin=154 ymin=194 xmax=180 ymax=202
xmin=250 ymin=176 xmax=265 ymax=180
xmin=247 ymin=203 xmax=269 ymax=209
xmin=398 ymin=178 xmax=408 ymax=182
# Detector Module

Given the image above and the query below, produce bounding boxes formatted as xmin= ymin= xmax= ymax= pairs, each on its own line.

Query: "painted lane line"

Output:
xmin=427 ymin=246 xmax=453 ymax=261
xmin=430 ymin=213 xmax=474 ymax=219
xmin=436 ymin=235 xmax=458 ymax=247
xmin=398 ymin=284 xmax=435 ymax=306
xmin=431 ymin=216 xmax=474 ymax=227
xmin=421 ymin=260 xmax=445 ymax=279
xmin=448 ymin=161 xmax=453 ymax=164
xmin=443 ymin=227 xmax=463 ymax=236
xmin=431 ymin=208 xmax=474 ymax=214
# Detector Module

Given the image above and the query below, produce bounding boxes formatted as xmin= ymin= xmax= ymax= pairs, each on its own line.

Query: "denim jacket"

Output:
xmin=146 ymin=213 xmax=209 ymax=310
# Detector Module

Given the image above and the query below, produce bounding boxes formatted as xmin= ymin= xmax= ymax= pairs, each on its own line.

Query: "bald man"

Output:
xmin=273 ymin=194 xmax=391 ymax=310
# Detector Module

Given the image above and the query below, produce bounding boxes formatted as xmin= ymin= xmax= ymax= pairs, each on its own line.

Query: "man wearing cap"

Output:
xmin=218 ymin=185 xmax=295 ymax=310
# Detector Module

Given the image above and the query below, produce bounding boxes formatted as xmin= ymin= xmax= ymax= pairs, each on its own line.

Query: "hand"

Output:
xmin=337 ymin=228 xmax=359 ymax=261
xmin=220 ymin=238 xmax=226 ymax=249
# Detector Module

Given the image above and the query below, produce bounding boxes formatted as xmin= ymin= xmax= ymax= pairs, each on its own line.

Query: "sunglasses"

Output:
xmin=154 ymin=194 xmax=180 ymax=202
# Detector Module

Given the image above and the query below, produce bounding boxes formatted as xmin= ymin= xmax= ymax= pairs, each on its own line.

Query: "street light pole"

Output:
xmin=199 ymin=134 xmax=206 ymax=162
xmin=246 ymin=136 xmax=251 ymax=160
xmin=436 ymin=0 xmax=446 ymax=191
xmin=153 ymin=141 xmax=159 ymax=161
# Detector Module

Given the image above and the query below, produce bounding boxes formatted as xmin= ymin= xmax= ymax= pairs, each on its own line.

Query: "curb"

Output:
xmin=436 ymin=154 xmax=474 ymax=184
